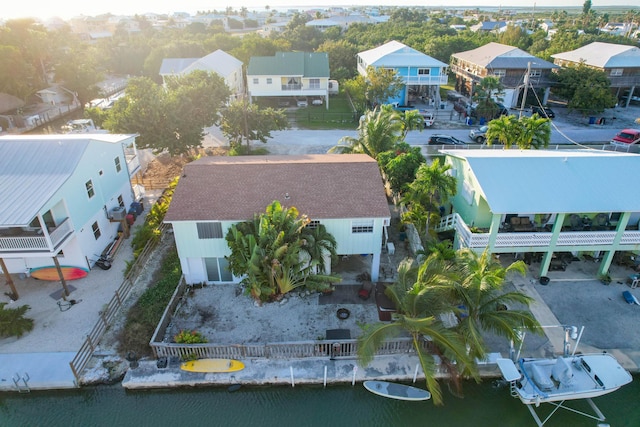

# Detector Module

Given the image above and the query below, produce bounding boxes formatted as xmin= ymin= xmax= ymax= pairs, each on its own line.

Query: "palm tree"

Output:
xmin=300 ymin=224 xmax=337 ymax=274
xmin=448 ymin=248 xmax=542 ymax=361
xmin=472 ymin=76 xmax=505 ymax=121
xmin=329 ymin=107 xmax=402 ymax=159
xmin=403 ymin=159 xmax=457 ymax=235
xmin=485 ymin=114 xmax=550 ymax=149
xmin=357 ymin=257 xmax=477 ymax=405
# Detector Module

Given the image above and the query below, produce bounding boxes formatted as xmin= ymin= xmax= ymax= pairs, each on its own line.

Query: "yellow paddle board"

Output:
xmin=180 ymin=358 xmax=245 ymax=373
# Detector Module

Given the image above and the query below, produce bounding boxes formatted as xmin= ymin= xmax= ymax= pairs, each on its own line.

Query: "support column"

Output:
xmin=598 ymin=212 xmax=631 ymax=276
xmin=487 ymin=214 xmax=503 ymax=253
xmin=625 ymin=85 xmax=635 ymax=108
xmin=0 ymin=258 xmax=19 ymax=300
xmin=53 ymin=257 xmax=70 ymax=299
xmin=540 ymin=213 xmax=566 ymax=277
xmin=542 ymin=87 xmax=551 ymax=105
xmin=371 ymin=252 xmax=380 ymax=282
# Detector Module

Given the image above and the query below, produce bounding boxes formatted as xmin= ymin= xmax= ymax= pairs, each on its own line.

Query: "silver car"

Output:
xmin=469 ymin=125 xmax=488 ymax=143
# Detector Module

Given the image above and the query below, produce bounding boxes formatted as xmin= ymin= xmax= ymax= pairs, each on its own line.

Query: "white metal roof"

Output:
xmin=551 ymin=42 xmax=640 ymax=68
xmin=452 ymin=42 xmax=557 ymax=69
xmin=0 ymin=134 xmax=131 ymax=226
xmin=442 ymin=149 xmax=640 ymax=214
xmin=358 ymin=40 xmax=447 ymax=68
xmin=159 ymin=50 xmax=243 ymax=78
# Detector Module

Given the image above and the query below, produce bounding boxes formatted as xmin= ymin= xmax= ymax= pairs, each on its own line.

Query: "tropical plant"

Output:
xmin=174 ymin=329 xmax=208 ymax=344
xmin=471 ymin=76 xmax=505 ymax=121
xmin=402 ymin=159 xmax=457 ymax=235
xmin=0 ymin=303 xmax=34 ymax=338
xmin=357 ymin=257 xmax=478 ymax=405
xmin=378 ymin=143 xmax=426 ymax=195
xmin=449 ymin=248 xmax=542 ymax=361
xmin=329 ymin=107 xmax=403 ymax=159
xmin=225 ymin=201 xmax=340 ymax=302
xmin=485 ymin=114 xmax=551 ymax=149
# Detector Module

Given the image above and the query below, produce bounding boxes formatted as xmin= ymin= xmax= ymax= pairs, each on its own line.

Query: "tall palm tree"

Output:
xmin=449 ymin=248 xmax=542 ymax=361
xmin=329 ymin=107 xmax=402 ymax=159
xmin=357 ymin=257 xmax=478 ymax=405
xmin=485 ymin=114 xmax=519 ymax=147
xmin=403 ymin=159 xmax=457 ymax=234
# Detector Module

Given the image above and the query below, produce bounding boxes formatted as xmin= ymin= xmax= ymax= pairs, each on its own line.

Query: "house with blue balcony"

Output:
xmin=435 ymin=149 xmax=640 ymax=277
xmin=0 ymin=134 xmax=142 ymax=286
xmin=357 ymin=40 xmax=448 ymax=106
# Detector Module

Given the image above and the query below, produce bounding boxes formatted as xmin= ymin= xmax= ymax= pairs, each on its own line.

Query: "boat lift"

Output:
xmin=500 ymin=325 xmax=612 ymax=427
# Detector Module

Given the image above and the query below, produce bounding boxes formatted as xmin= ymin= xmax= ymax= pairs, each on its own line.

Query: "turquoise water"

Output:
xmin=1 ymin=378 xmax=639 ymax=427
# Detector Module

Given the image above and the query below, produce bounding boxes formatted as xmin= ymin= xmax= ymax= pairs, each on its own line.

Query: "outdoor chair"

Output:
xmin=592 ymin=213 xmax=610 ymax=230
xmin=568 ymin=214 xmax=583 ymax=231
xmin=358 ymin=281 xmax=374 ymax=300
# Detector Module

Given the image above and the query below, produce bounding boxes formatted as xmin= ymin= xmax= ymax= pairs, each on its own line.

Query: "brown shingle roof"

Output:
xmin=164 ymin=154 xmax=391 ymax=222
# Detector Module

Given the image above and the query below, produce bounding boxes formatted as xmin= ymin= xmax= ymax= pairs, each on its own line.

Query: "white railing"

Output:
xmin=437 ymin=213 xmax=640 ymax=249
xmin=0 ymin=217 xmax=73 ymax=252
xmin=404 ymin=75 xmax=449 ymax=86
xmin=49 ymin=218 xmax=73 ymax=247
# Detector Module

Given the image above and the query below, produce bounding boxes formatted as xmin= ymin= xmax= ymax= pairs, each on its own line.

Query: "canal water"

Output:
xmin=1 ymin=378 xmax=638 ymax=426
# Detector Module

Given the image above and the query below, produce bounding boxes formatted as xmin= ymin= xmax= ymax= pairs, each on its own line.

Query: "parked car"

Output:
xmin=296 ymin=98 xmax=308 ymax=107
xmin=531 ymin=105 xmax=555 ymax=119
xmin=610 ymin=128 xmax=640 ymax=147
xmin=428 ymin=134 xmax=467 ymax=145
xmin=469 ymin=125 xmax=489 ymax=143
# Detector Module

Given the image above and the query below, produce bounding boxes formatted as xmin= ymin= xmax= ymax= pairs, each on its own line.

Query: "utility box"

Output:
xmin=110 ymin=206 xmax=126 ymax=220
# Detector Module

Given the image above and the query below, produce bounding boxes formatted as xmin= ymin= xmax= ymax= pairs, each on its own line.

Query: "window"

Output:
xmin=308 ymin=220 xmax=320 ymax=229
xmin=528 ymin=69 xmax=541 ymax=77
xmin=197 ymin=222 xmax=223 ymax=239
xmin=352 ymin=220 xmax=374 ymax=234
xmin=253 ymin=78 xmax=259 ymax=84
xmin=114 ymin=156 xmax=122 ymax=173
xmin=91 ymin=221 xmax=101 ymax=240
xmin=308 ymin=78 xmax=320 ymax=89
xmin=117 ymin=195 xmax=124 ymax=207
xmin=610 ymin=69 xmax=623 ymax=77
xmin=205 ymin=257 xmax=233 ymax=282
xmin=418 ymin=68 xmax=430 ymax=75
xmin=492 ymin=69 xmax=506 ymax=77
xmin=266 ymin=78 xmax=272 ymax=84
xmin=86 ymin=180 xmax=95 ymax=199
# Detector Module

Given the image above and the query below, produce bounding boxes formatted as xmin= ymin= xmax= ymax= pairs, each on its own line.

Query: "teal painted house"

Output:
xmin=0 ymin=134 xmax=142 ymax=276
xmin=357 ymin=40 xmax=448 ymax=106
xmin=436 ymin=149 xmax=640 ymax=277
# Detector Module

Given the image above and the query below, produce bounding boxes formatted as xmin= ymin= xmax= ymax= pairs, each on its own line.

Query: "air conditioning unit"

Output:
xmin=110 ymin=206 xmax=126 ymax=220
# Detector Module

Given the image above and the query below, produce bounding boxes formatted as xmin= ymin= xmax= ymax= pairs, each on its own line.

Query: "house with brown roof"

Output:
xmin=450 ymin=42 xmax=558 ymax=109
xmin=551 ymin=42 xmax=640 ymax=108
xmin=164 ymin=154 xmax=391 ymax=284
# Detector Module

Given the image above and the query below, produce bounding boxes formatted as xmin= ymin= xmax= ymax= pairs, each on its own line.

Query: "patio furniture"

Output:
xmin=628 ymin=274 xmax=640 ymax=289
xmin=375 ymin=283 xmax=396 ymax=321
xmin=568 ymin=214 xmax=584 ymax=231
xmin=592 ymin=213 xmax=610 ymax=230
xmin=358 ymin=281 xmax=374 ymax=300
xmin=509 ymin=216 xmax=534 ymax=232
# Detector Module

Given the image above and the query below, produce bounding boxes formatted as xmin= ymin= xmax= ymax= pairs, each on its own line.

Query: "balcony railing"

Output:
xmin=404 ymin=75 xmax=449 ymax=86
xmin=437 ymin=213 xmax=640 ymax=250
xmin=0 ymin=217 xmax=73 ymax=253
xmin=282 ymin=84 xmax=302 ymax=91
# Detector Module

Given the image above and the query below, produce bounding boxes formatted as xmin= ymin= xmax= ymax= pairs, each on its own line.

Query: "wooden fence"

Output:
xmin=150 ymin=336 xmax=427 ymax=361
xmin=68 ymin=225 xmax=168 ymax=382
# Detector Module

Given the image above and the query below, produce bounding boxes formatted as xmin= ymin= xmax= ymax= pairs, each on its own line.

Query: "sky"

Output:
xmin=2 ymin=1 xmax=632 ymax=21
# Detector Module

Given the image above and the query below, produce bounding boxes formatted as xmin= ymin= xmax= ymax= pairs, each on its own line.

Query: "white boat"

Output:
xmin=497 ymin=354 xmax=632 ymax=405
xmin=363 ymin=380 xmax=431 ymax=401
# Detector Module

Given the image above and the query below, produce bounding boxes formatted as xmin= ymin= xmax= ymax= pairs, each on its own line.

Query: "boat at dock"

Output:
xmin=497 ymin=353 xmax=632 ymax=426
xmin=363 ymin=380 xmax=431 ymax=401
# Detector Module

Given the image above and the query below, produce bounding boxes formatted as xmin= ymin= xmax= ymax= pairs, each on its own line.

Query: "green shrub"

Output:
xmin=118 ymin=249 xmax=182 ymax=357
xmin=174 ymin=330 xmax=208 ymax=344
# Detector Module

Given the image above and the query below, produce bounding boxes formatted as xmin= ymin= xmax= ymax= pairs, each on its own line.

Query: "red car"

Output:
xmin=610 ymin=129 xmax=640 ymax=147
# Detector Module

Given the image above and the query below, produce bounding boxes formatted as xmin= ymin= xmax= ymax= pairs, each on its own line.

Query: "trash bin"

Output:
xmin=466 ymin=117 xmax=473 ymax=126
xmin=600 ymin=117 xmax=606 ymax=125
xmin=440 ymin=102 xmax=446 ymax=110
xmin=479 ymin=117 xmax=486 ymax=125
xmin=539 ymin=276 xmax=550 ymax=286
xmin=588 ymin=116 xmax=596 ymax=124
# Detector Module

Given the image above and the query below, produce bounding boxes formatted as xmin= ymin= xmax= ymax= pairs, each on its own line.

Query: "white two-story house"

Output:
xmin=246 ymin=52 xmax=330 ymax=108
xmin=357 ymin=40 xmax=448 ymax=106
xmin=159 ymin=49 xmax=244 ymax=101
xmin=0 ymin=134 xmax=142 ymax=278
xmin=164 ymin=154 xmax=391 ymax=284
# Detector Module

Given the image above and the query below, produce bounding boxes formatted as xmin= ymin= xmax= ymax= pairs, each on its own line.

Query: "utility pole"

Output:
xmin=519 ymin=62 xmax=531 ymax=119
